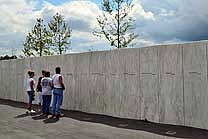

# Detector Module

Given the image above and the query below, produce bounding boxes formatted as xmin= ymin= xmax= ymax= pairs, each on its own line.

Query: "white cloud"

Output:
xmin=131 ymin=0 xmax=155 ymax=21
xmin=71 ymin=30 xmax=110 ymax=52
xmin=0 ymin=0 xmax=40 ymax=55
xmin=0 ymin=0 xmax=38 ymax=33
xmin=0 ymin=0 xmax=208 ymax=56
xmin=159 ymin=9 xmax=175 ymax=17
xmin=0 ymin=0 xmax=105 ymax=55
xmin=40 ymin=1 xmax=101 ymax=31
xmin=38 ymin=1 xmax=108 ymax=52
xmin=137 ymin=0 xmax=208 ymax=43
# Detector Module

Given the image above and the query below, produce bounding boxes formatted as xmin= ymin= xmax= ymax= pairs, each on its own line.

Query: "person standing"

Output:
xmin=41 ymin=71 xmax=53 ymax=116
xmin=36 ymin=70 xmax=46 ymax=112
xmin=51 ymin=67 xmax=65 ymax=118
xmin=26 ymin=70 xmax=36 ymax=113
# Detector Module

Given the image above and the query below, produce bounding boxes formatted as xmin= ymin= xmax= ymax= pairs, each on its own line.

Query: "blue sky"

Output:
xmin=44 ymin=0 xmax=76 ymax=5
xmin=43 ymin=0 xmax=102 ymax=5
xmin=37 ymin=0 xmax=102 ymax=7
xmin=0 ymin=0 xmax=208 ymax=56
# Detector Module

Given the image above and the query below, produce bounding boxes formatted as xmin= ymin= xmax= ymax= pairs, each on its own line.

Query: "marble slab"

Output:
xmin=159 ymin=45 xmax=184 ymax=125
xmin=183 ymin=42 xmax=208 ymax=129
xmin=140 ymin=46 xmax=159 ymax=122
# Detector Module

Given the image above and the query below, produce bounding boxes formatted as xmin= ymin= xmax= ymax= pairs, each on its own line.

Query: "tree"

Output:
xmin=0 ymin=55 xmax=17 ymax=60
xmin=23 ymin=18 xmax=53 ymax=57
xmin=48 ymin=13 xmax=72 ymax=55
xmin=93 ymin=0 xmax=138 ymax=48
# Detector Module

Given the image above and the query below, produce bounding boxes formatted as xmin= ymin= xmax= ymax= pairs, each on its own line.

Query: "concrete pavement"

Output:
xmin=0 ymin=99 xmax=208 ymax=139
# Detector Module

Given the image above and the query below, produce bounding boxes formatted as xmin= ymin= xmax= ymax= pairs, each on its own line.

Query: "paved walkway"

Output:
xmin=0 ymin=99 xmax=208 ymax=139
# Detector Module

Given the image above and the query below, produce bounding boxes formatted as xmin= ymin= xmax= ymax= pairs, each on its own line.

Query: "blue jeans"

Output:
xmin=27 ymin=91 xmax=34 ymax=103
xmin=42 ymin=95 xmax=52 ymax=114
xmin=52 ymin=89 xmax=63 ymax=115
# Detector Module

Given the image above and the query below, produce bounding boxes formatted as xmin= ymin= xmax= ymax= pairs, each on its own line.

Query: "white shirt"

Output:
xmin=52 ymin=74 xmax=63 ymax=89
xmin=26 ymin=78 xmax=35 ymax=91
xmin=41 ymin=77 xmax=52 ymax=95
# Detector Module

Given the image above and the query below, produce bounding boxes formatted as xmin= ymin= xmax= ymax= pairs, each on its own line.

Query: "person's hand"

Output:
xmin=61 ymin=84 xmax=65 ymax=90
xmin=32 ymin=92 xmax=35 ymax=101
xmin=32 ymin=90 xmax=35 ymax=95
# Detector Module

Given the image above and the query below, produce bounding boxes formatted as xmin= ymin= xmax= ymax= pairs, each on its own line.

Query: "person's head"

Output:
xmin=45 ymin=71 xmax=50 ymax=77
xmin=42 ymin=70 xmax=46 ymax=77
xmin=28 ymin=70 xmax=35 ymax=78
xmin=55 ymin=67 xmax=61 ymax=74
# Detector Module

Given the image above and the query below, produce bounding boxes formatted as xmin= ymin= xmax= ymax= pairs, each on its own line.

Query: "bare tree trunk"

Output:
xmin=59 ymin=34 xmax=62 ymax=55
xmin=117 ymin=1 xmax=120 ymax=48
xmin=40 ymin=27 xmax=42 ymax=56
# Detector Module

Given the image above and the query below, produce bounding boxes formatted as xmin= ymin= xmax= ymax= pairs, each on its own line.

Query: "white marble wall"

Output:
xmin=158 ymin=44 xmax=184 ymax=125
xmin=0 ymin=41 xmax=208 ymax=130
xmin=183 ymin=42 xmax=208 ymax=129
xmin=140 ymin=46 xmax=159 ymax=122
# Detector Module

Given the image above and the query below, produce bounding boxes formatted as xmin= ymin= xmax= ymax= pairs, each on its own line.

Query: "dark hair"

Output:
xmin=28 ymin=70 xmax=34 ymax=77
xmin=42 ymin=70 xmax=46 ymax=75
xmin=36 ymin=77 xmax=42 ymax=92
xmin=45 ymin=71 xmax=50 ymax=77
xmin=55 ymin=67 xmax=61 ymax=74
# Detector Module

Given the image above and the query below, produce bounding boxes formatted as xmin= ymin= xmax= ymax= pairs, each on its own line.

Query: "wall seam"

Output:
xmin=157 ymin=47 xmax=160 ymax=123
xmin=103 ymin=52 xmax=107 ymax=113
xmin=104 ymin=52 xmax=107 ymax=113
xmin=182 ymin=45 xmax=185 ymax=126
xmin=206 ymin=42 xmax=208 ymax=86
xmin=138 ymin=48 xmax=141 ymax=119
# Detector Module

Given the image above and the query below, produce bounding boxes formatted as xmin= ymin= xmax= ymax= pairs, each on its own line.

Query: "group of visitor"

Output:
xmin=26 ymin=67 xmax=65 ymax=118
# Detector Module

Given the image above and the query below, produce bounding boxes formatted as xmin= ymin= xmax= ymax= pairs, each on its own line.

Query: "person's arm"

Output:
xmin=50 ymin=80 xmax=53 ymax=89
xmin=59 ymin=76 xmax=65 ymax=89
xmin=30 ymin=80 xmax=35 ymax=92
xmin=36 ymin=77 xmax=41 ymax=92
xmin=51 ymin=76 xmax=54 ymax=89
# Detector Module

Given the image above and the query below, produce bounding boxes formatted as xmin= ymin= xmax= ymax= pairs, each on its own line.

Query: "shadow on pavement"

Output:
xmin=14 ymin=112 xmax=39 ymax=118
xmin=14 ymin=113 xmax=30 ymax=118
xmin=1 ymin=98 xmax=208 ymax=139
xmin=61 ymin=110 xmax=208 ymax=139
xmin=43 ymin=117 xmax=59 ymax=124
xmin=32 ymin=114 xmax=48 ymax=120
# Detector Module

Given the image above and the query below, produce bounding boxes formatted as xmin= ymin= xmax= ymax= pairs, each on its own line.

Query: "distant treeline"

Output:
xmin=0 ymin=55 xmax=17 ymax=60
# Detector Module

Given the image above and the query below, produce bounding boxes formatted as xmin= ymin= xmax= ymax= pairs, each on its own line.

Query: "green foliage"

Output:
xmin=23 ymin=18 xmax=53 ymax=57
xmin=48 ymin=13 xmax=72 ymax=55
xmin=93 ymin=0 xmax=138 ymax=48
xmin=0 ymin=55 xmax=17 ymax=60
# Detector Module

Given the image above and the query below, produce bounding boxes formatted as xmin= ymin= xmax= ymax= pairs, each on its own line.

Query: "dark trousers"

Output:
xmin=42 ymin=95 xmax=52 ymax=114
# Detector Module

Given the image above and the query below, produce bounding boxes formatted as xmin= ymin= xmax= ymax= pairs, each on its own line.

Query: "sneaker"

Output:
xmin=50 ymin=114 xmax=56 ymax=118
xmin=56 ymin=114 xmax=63 ymax=118
xmin=37 ymin=108 xmax=42 ymax=112
xmin=26 ymin=110 xmax=31 ymax=114
xmin=56 ymin=115 xmax=60 ymax=118
xmin=30 ymin=110 xmax=36 ymax=113
xmin=47 ymin=112 xmax=52 ymax=115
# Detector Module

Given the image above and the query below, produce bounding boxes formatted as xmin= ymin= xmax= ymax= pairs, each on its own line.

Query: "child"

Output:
xmin=36 ymin=70 xmax=46 ymax=112
xmin=26 ymin=70 xmax=36 ymax=113
xmin=41 ymin=71 xmax=53 ymax=116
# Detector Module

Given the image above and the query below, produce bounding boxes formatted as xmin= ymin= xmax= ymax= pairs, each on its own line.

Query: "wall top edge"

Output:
xmin=0 ymin=40 xmax=208 ymax=63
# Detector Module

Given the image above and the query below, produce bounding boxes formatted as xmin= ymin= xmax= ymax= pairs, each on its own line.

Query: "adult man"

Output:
xmin=41 ymin=71 xmax=52 ymax=116
xmin=51 ymin=67 xmax=65 ymax=118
